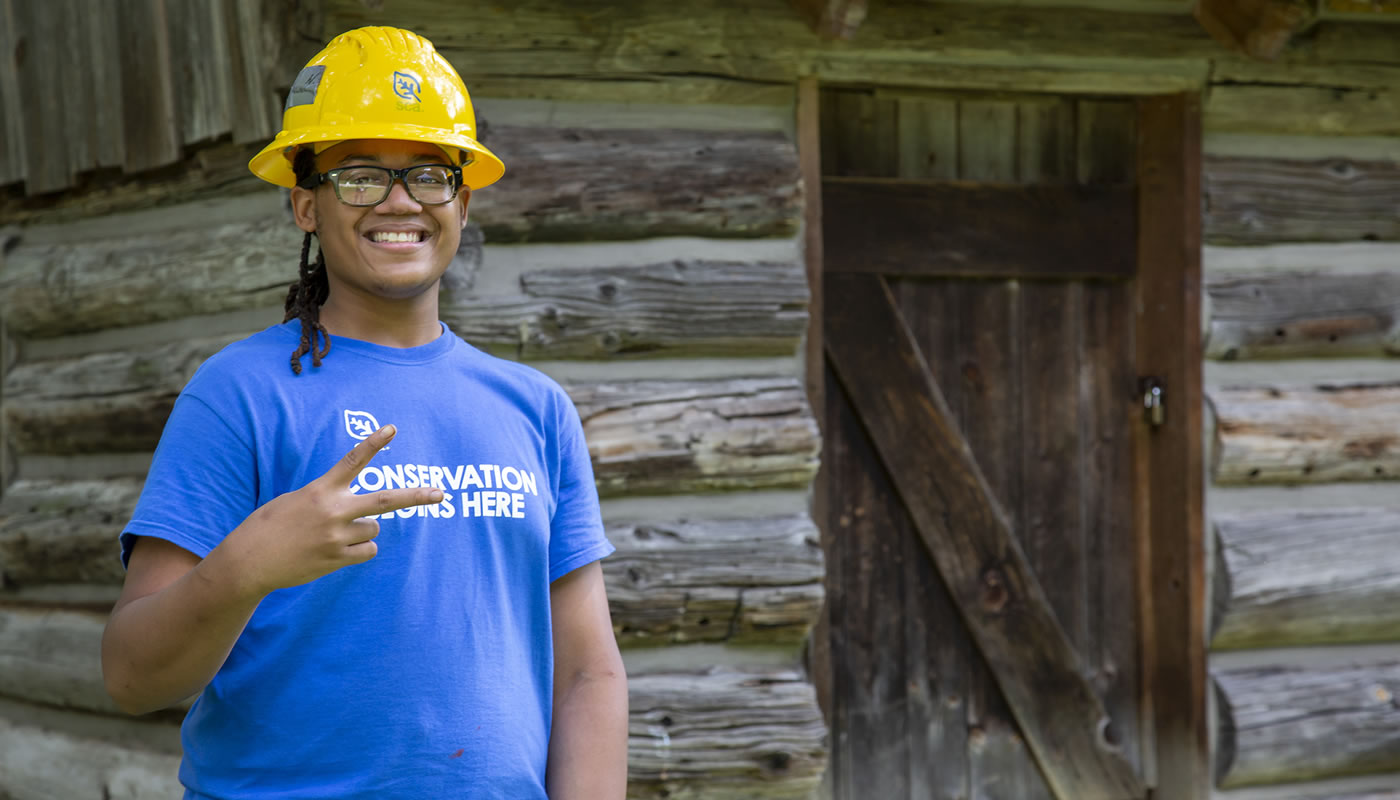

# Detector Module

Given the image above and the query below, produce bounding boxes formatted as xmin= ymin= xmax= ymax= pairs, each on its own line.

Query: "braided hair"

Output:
xmin=284 ymin=147 xmax=331 ymax=375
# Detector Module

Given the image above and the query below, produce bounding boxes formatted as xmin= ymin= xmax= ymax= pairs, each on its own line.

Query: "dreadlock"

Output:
xmin=284 ymin=147 xmax=331 ymax=375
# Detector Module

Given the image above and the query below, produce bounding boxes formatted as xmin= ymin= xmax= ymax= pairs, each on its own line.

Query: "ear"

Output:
xmin=290 ymin=186 xmax=318 ymax=234
xmin=458 ymin=187 xmax=472 ymax=229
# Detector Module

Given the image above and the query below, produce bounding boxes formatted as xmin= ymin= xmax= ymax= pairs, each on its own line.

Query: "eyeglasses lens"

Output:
xmin=334 ymin=166 xmax=456 ymax=206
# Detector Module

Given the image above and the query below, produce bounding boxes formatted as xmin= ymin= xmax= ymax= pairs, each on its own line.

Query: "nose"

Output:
xmin=375 ymin=177 xmax=423 ymax=213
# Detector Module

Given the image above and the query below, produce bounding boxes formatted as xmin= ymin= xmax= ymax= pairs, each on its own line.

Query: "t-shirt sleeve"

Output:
xmin=120 ymin=391 xmax=258 ymax=568
xmin=547 ymin=394 xmax=613 ymax=582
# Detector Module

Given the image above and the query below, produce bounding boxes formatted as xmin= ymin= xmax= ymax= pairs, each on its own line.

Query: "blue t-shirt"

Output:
xmin=120 ymin=320 xmax=613 ymax=800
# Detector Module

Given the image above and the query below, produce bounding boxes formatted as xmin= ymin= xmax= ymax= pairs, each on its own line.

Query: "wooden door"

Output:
xmin=811 ymin=89 xmax=1206 ymax=800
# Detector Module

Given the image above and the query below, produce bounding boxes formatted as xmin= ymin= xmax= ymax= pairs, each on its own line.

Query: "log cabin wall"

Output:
xmin=2 ymin=0 xmax=1399 ymax=798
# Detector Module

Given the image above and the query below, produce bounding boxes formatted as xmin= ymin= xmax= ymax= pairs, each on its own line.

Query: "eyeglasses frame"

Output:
xmin=310 ymin=163 xmax=466 ymax=207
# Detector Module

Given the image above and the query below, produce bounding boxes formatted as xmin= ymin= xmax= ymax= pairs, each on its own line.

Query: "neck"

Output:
xmin=317 ymin=281 xmax=444 ymax=349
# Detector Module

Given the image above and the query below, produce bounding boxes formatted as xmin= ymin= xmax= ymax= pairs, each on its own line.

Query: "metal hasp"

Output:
xmin=1141 ymin=377 xmax=1166 ymax=428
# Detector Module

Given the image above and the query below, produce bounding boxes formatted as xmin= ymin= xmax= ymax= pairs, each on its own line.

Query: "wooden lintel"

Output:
xmin=787 ymin=0 xmax=869 ymax=39
xmin=823 ymin=178 xmax=1136 ymax=279
xmin=1193 ymin=0 xmax=1319 ymax=60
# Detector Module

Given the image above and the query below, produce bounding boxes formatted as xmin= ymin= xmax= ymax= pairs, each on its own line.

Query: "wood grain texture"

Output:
xmin=0 ymin=616 xmax=827 ymax=800
xmin=1211 ymin=383 xmax=1400 ymax=484
xmin=822 ymin=178 xmax=1136 ymax=279
xmin=1206 ymin=271 xmax=1400 ymax=360
xmin=470 ymin=126 xmax=801 ymax=242
xmin=825 ymin=272 xmax=1142 ymax=800
xmin=0 ymin=479 xmax=143 ymax=587
xmin=115 ymin=0 xmax=180 ymax=174
xmin=167 ymin=0 xmax=233 ymax=146
xmin=1215 ymin=661 xmax=1400 ymax=787
xmin=10 ymin=0 xmax=76 ymax=194
xmin=1204 ymin=155 xmax=1400 ymax=244
xmin=0 ymin=0 xmax=25 ymax=187
xmin=1212 ymin=508 xmax=1400 ymax=649
xmin=441 ymin=260 xmax=808 ymax=360
xmin=603 ymin=515 xmax=823 ymax=646
xmin=0 ymin=217 xmax=478 ymax=338
xmin=570 ymin=377 xmax=820 ymax=497
xmin=0 ymin=717 xmax=182 ymax=800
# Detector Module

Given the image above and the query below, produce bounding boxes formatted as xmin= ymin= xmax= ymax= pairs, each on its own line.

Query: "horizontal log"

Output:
xmin=1204 ymin=155 xmax=1400 ymax=245
xmin=1215 ymin=661 xmax=1400 ymax=787
xmin=1205 ymin=271 xmax=1400 ymax=360
xmin=0 ymin=126 xmax=800 ymax=245
xmin=0 ymin=606 xmax=826 ymax=799
xmin=627 ymin=668 xmax=828 ymax=799
xmin=0 ymin=479 xmax=142 ymax=587
xmin=330 ymin=0 xmax=1400 ymax=135
xmin=0 ymin=608 xmax=123 ymax=715
xmin=440 ymin=260 xmax=809 ymax=360
xmin=4 ymin=343 xmax=819 ymax=494
xmin=1210 ymin=383 xmax=1400 ymax=484
xmin=571 ymin=378 xmax=819 ymax=496
xmin=822 ymin=177 xmax=1136 ymax=279
xmin=0 ymin=214 xmax=481 ymax=339
xmin=0 ymin=718 xmax=182 ymax=800
xmin=605 ymin=515 xmax=823 ymax=646
xmin=1212 ymin=508 xmax=1400 ymax=649
xmin=470 ymin=126 xmax=801 ymax=242
xmin=1 ymin=481 xmax=823 ymax=645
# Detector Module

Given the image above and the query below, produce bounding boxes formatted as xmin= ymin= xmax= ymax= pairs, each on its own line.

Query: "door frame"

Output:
xmin=798 ymin=79 xmax=1208 ymax=800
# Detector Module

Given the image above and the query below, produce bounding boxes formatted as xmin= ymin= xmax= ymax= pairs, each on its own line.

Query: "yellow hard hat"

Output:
xmin=248 ymin=27 xmax=504 ymax=190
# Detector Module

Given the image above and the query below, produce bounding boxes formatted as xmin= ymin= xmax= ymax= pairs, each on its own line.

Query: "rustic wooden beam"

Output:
xmin=1211 ymin=382 xmax=1400 ymax=484
xmin=1135 ymin=92 xmax=1209 ymax=799
xmin=320 ymin=0 xmax=1400 ymax=134
xmin=627 ymin=668 xmax=828 ymax=799
xmin=0 ymin=480 xmax=824 ymax=646
xmin=0 ymin=717 xmax=182 ymax=799
xmin=570 ymin=378 xmax=820 ymax=497
xmin=0 ymin=608 xmax=828 ymax=800
xmin=1204 ymin=155 xmax=1400 ymax=244
xmin=822 ymin=177 xmax=1136 ymax=279
xmin=0 ymin=479 xmax=142 ymax=587
xmin=787 ymin=0 xmax=868 ymax=39
xmin=1205 ymin=271 xmax=1400 ymax=360
xmin=1212 ymin=508 xmax=1400 ymax=649
xmin=1215 ymin=661 xmax=1400 ymax=787
xmin=4 ymin=351 xmax=821 ymax=494
xmin=469 ymin=126 xmax=801 ymax=243
xmin=441 ymin=260 xmax=809 ymax=360
xmin=605 ymin=515 xmax=823 ymax=646
xmin=1193 ymin=0 xmax=1318 ymax=60
xmin=1322 ymin=0 xmax=1400 ymax=18
xmin=824 ymin=272 xmax=1143 ymax=800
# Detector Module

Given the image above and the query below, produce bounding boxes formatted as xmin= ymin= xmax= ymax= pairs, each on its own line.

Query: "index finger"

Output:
xmin=321 ymin=423 xmax=396 ymax=487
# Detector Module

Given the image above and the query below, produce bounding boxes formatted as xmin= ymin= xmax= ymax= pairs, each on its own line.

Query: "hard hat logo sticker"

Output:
xmin=392 ymin=71 xmax=422 ymax=102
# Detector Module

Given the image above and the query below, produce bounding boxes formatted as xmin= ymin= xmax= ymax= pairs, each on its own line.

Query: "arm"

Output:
xmin=101 ymin=424 xmax=441 ymax=714
xmin=546 ymin=561 xmax=629 ymax=800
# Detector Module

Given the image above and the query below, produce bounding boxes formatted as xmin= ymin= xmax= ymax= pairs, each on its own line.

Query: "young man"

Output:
xmin=100 ymin=27 xmax=628 ymax=799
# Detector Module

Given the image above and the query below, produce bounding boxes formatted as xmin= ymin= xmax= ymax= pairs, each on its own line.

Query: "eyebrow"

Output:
xmin=333 ymin=153 xmax=447 ymax=167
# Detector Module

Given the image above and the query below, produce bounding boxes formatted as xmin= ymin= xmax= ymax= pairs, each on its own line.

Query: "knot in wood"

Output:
xmin=980 ymin=567 xmax=1009 ymax=613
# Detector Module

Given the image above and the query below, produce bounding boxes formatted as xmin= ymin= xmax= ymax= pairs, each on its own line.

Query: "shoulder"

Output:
xmin=181 ymin=321 xmax=301 ymax=400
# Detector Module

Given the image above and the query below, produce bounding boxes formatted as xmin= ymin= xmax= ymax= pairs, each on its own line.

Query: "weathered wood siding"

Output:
xmin=0 ymin=3 xmax=823 ymax=791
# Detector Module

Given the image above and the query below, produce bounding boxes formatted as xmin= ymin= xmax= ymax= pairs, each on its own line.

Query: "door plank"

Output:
xmin=822 ymin=178 xmax=1136 ymax=279
xmin=825 ymin=364 xmax=911 ymax=799
xmin=825 ymin=272 xmax=1144 ymax=800
xmin=890 ymin=277 xmax=974 ymax=799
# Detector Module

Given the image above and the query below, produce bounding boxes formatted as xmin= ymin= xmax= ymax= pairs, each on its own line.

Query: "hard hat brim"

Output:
xmin=249 ymin=124 xmax=505 ymax=190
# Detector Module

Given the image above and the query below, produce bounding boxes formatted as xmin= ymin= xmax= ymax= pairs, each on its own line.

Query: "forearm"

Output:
xmin=101 ymin=547 xmax=263 ymax=714
xmin=546 ymin=665 xmax=629 ymax=800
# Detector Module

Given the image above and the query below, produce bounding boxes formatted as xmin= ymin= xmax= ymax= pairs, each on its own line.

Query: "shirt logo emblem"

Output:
xmin=344 ymin=409 xmax=381 ymax=441
xmin=392 ymin=71 xmax=421 ymax=102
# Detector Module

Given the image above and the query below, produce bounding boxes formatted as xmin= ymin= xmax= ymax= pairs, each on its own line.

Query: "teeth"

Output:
xmin=370 ymin=231 xmax=423 ymax=243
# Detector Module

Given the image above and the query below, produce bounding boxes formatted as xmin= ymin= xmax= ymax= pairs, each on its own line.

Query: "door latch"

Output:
xmin=1140 ymin=377 xmax=1165 ymax=428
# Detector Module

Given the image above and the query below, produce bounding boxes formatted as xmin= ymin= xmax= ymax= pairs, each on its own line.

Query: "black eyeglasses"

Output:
xmin=311 ymin=164 xmax=464 ymax=207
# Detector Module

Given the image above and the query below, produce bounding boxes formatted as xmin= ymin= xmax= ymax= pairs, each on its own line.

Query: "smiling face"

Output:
xmin=289 ymin=139 xmax=470 ymax=307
